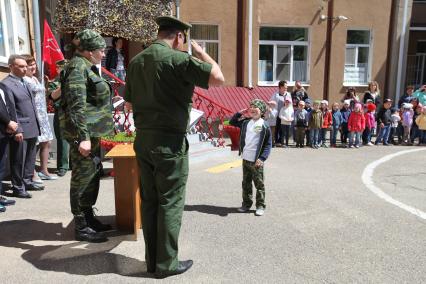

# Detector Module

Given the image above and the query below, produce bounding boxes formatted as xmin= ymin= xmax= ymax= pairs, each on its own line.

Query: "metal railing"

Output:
xmin=101 ymin=68 xmax=234 ymax=146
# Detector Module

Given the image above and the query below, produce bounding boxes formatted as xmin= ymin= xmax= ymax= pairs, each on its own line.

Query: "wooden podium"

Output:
xmin=105 ymin=144 xmax=141 ymax=240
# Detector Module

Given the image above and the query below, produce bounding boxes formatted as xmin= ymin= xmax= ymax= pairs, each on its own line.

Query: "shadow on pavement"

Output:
xmin=0 ymin=218 xmax=151 ymax=278
xmin=184 ymin=204 xmax=241 ymax=217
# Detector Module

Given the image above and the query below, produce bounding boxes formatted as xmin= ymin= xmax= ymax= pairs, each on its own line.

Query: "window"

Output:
xmin=258 ymin=27 xmax=309 ymax=84
xmin=190 ymin=24 xmax=219 ymax=63
xmin=0 ymin=0 xmax=30 ymax=64
xmin=344 ymin=30 xmax=371 ymax=85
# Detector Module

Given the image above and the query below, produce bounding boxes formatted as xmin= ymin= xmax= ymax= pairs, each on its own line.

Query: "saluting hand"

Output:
xmin=190 ymin=40 xmax=204 ymax=58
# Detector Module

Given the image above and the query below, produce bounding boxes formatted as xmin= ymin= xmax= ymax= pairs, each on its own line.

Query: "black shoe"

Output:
xmin=84 ymin=208 xmax=113 ymax=232
xmin=155 ymin=260 xmax=193 ymax=279
xmin=0 ymin=196 xmax=16 ymax=206
xmin=12 ymin=191 xmax=32 ymax=198
xmin=75 ymin=226 xmax=107 ymax=243
xmin=57 ymin=169 xmax=67 ymax=177
xmin=0 ymin=205 xmax=5 ymax=212
xmin=74 ymin=215 xmax=107 ymax=243
xmin=26 ymin=184 xmax=45 ymax=191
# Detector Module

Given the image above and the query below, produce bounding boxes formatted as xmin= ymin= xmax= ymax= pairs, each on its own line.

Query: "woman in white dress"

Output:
xmin=23 ymin=55 xmax=57 ymax=180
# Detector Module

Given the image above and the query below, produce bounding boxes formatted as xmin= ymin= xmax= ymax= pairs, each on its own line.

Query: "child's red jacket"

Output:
xmin=322 ymin=110 xmax=332 ymax=129
xmin=348 ymin=111 xmax=366 ymax=132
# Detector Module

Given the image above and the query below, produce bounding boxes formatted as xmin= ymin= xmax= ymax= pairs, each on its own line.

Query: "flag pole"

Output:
xmin=32 ymin=0 xmax=42 ymax=80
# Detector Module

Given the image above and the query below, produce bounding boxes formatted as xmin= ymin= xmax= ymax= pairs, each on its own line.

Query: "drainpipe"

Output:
xmin=395 ymin=0 xmax=410 ymax=105
xmin=323 ymin=0 xmax=334 ymax=101
xmin=236 ymin=0 xmax=244 ymax=86
xmin=248 ymin=0 xmax=253 ymax=88
xmin=32 ymin=0 xmax=42 ymax=78
xmin=175 ymin=0 xmax=180 ymax=19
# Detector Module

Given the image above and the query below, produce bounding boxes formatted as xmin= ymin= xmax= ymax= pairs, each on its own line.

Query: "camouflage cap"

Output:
xmin=75 ymin=29 xmax=106 ymax=51
xmin=155 ymin=16 xmax=192 ymax=32
xmin=250 ymin=99 xmax=267 ymax=115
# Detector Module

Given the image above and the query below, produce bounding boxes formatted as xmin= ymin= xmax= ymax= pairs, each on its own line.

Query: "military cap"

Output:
xmin=74 ymin=29 xmax=106 ymax=51
xmin=250 ymin=99 xmax=267 ymax=115
xmin=155 ymin=16 xmax=192 ymax=31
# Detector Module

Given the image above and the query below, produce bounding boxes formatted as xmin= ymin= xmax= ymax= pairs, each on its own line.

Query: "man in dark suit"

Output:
xmin=0 ymin=82 xmax=18 ymax=210
xmin=1 ymin=54 xmax=43 ymax=198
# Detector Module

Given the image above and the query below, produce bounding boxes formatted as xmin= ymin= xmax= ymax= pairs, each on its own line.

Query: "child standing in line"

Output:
xmin=375 ymin=98 xmax=393 ymax=145
xmin=279 ymin=97 xmax=294 ymax=148
xmin=415 ymin=106 xmax=426 ymax=145
xmin=294 ymin=101 xmax=308 ymax=148
xmin=304 ymin=99 xmax=312 ymax=146
xmin=389 ymin=108 xmax=401 ymax=145
xmin=401 ymin=103 xmax=414 ymax=145
xmin=410 ymin=103 xmax=423 ymax=144
xmin=363 ymin=103 xmax=376 ymax=146
xmin=229 ymin=99 xmax=272 ymax=217
xmin=265 ymin=100 xmax=278 ymax=146
xmin=331 ymin=102 xmax=343 ymax=147
xmin=347 ymin=103 xmax=365 ymax=148
xmin=340 ymin=100 xmax=351 ymax=145
xmin=309 ymin=100 xmax=323 ymax=149
xmin=320 ymin=100 xmax=332 ymax=148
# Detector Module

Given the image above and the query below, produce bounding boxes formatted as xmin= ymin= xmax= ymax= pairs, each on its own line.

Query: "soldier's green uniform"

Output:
xmin=47 ymin=61 xmax=70 ymax=176
xmin=59 ymin=30 xmax=113 ymax=225
xmin=125 ymin=17 xmax=212 ymax=274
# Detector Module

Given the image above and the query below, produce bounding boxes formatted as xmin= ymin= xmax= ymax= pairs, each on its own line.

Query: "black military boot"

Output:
xmin=83 ymin=208 xmax=113 ymax=232
xmin=74 ymin=215 xmax=107 ymax=243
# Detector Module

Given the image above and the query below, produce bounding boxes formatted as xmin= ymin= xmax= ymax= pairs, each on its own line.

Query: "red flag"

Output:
xmin=42 ymin=20 xmax=64 ymax=79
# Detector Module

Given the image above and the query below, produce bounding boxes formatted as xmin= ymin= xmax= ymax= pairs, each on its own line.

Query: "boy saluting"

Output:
xmin=230 ymin=99 xmax=272 ymax=216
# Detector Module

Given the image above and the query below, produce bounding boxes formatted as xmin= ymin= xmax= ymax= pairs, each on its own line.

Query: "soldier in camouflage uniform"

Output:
xmin=59 ymin=30 xmax=113 ymax=243
xmin=47 ymin=60 xmax=70 ymax=177
xmin=229 ymin=99 xmax=272 ymax=217
xmin=125 ymin=16 xmax=224 ymax=278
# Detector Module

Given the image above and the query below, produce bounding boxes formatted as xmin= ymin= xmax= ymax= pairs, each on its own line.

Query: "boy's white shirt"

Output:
xmin=242 ymin=118 xmax=264 ymax=162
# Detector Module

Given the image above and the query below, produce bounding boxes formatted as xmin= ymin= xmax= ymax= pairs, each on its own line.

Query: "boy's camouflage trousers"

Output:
xmin=242 ymin=159 xmax=265 ymax=209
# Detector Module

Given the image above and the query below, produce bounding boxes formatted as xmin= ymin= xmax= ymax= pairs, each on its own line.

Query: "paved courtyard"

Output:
xmin=0 ymin=145 xmax=425 ymax=283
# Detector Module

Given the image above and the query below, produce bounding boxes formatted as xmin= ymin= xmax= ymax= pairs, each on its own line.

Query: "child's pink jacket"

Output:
xmin=364 ymin=112 xmax=376 ymax=129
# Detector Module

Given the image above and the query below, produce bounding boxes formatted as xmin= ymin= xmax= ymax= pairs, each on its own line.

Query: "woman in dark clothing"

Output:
xmin=363 ymin=81 xmax=381 ymax=105
xmin=105 ymin=37 xmax=126 ymax=80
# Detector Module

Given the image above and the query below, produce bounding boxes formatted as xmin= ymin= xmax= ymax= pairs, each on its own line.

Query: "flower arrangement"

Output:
xmin=100 ymin=131 xmax=136 ymax=151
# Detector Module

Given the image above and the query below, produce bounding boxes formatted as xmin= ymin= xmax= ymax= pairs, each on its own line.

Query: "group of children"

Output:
xmin=229 ymin=89 xmax=426 ymax=216
xmin=264 ymin=97 xmax=426 ymax=149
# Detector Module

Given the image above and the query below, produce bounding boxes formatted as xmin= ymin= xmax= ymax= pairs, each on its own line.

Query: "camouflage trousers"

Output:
xmin=69 ymin=137 xmax=101 ymax=216
xmin=242 ymin=159 xmax=265 ymax=209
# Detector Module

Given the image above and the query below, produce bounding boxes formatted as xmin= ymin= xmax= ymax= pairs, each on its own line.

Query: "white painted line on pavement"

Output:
xmin=361 ymin=148 xmax=426 ymax=220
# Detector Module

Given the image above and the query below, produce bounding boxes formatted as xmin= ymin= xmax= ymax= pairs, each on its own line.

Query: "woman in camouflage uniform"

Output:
xmin=59 ymin=30 xmax=113 ymax=243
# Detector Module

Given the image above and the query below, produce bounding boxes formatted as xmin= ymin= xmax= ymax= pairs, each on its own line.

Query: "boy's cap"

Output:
xmin=391 ymin=107 xmax=399 ymax=112
xmin=250 ymin=99 xmax=267 ymax=114
xmin=384 ymin=98 xmax=393 ymax=103
xmin=305 ymin=98 xmax=312 ymax=104
xmin=321 ymin=100 xmax=328 ymax=105
xmin=313 ymin=100 xmax=321 ymax=105
xmin=343 ymin=99 xmax=351 ymax=105
xmin=155 ymin=16 xmax=192 ymax=32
